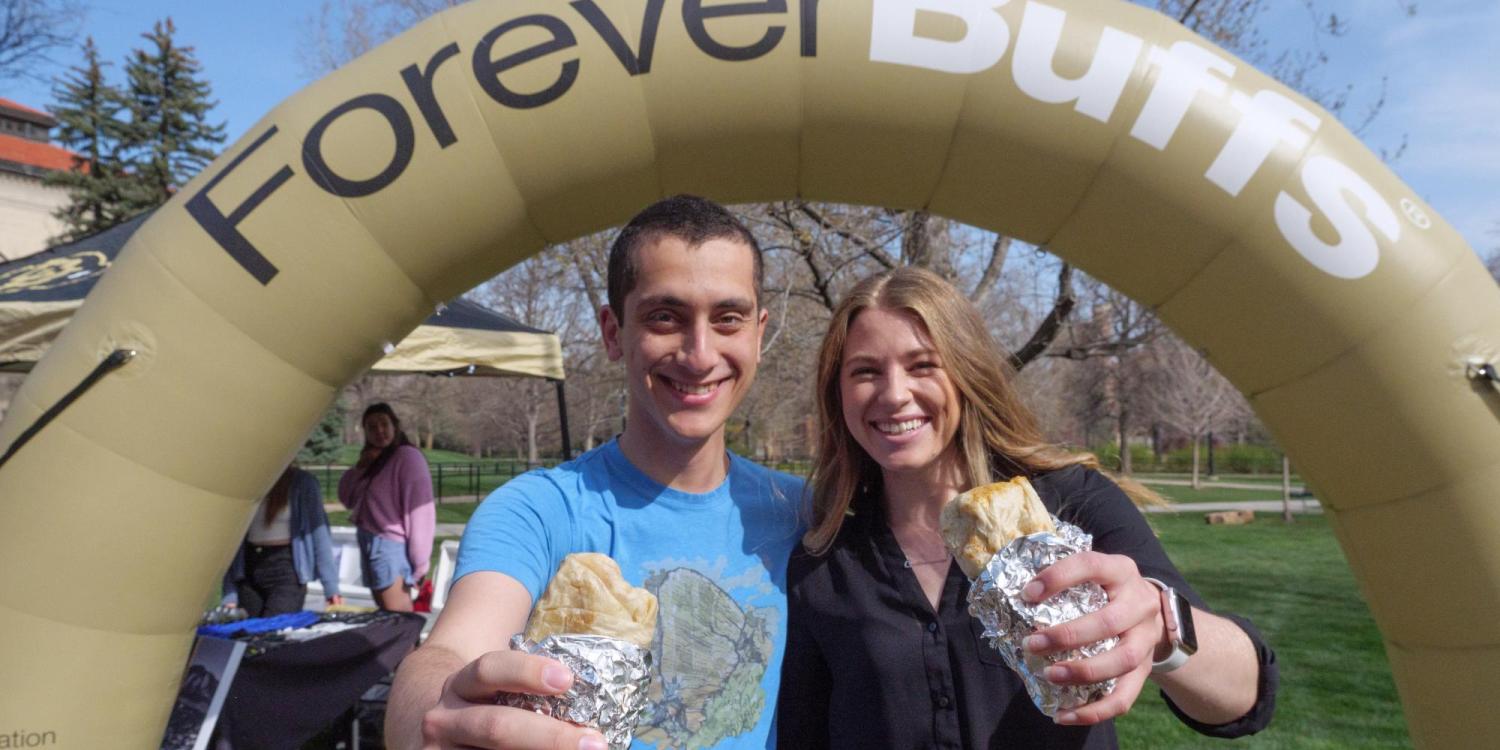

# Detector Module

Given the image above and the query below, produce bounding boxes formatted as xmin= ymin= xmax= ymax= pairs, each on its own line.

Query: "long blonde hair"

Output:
xmin=804 ymin=267 xmax=1160 ymax=554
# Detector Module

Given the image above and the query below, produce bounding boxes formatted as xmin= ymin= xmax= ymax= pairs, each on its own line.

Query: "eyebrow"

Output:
xmin=634 ymin=295 xmax=755 ymax=311
xmin=843 ymin=348 xmax=939 ymax=367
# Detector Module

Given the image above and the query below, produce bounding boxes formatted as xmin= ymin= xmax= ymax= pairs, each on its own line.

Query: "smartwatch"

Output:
xmin=1144 ymin=577 xmax=1198 ymax=674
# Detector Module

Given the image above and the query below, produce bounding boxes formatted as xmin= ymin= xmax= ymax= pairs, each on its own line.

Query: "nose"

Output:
xmin=679 ymin=319 xmax=721 ymax=373
xmin=875 ymin=366 xmax=912 ymax=407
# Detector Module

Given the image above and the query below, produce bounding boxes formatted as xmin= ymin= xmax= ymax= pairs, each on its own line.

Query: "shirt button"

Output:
xmin=927 ymin=621 xmax=939 ymax=633
xmin=936 ymin=694 xmax=951 ymax=708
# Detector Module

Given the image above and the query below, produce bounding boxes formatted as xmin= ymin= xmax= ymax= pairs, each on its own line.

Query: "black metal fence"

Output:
xmin=311 ymin=456 xmax=817 ymax=505
xmin=312 ymin=459 xmax=551 ymax=504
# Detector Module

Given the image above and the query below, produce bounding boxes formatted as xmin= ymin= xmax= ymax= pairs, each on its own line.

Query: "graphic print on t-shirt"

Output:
xmin=632 ymin=557 xmax=779 ymax=749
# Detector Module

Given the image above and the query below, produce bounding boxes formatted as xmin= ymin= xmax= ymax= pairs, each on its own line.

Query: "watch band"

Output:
xmin=1143 ymin=577 xmax=1192 ymax=674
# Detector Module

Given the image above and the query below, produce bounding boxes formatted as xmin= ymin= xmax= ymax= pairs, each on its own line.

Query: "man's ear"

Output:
xmin=600 ymin=305 xmax=624 ymax=361
xmin=755 ymin=306 xmax=770 ymax=362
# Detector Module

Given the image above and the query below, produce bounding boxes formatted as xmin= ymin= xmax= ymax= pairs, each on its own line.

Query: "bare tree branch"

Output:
xmin=1177 ymin=0 xmax=1204 ymax=25
xmin=0 ymin=0 xmax=82 ymax=81
xmin=795 ymin=201 xmax=899 ymax=270
xmin=759 ymin=284 xmax=794 ymax=355
xmin=970 ymin=234 xmax=1011 ymax=303
xmin=1011 ymin=262 xmax=1075 ymax=370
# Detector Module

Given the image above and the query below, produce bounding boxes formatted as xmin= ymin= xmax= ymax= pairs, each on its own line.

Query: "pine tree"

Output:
xmin=44 ymin=37 xmax=132 ymax=242
xmin=119 ymin=18 xmax=225 ymax=211
xmin=298 ymin=401 xmax=347 ymax=466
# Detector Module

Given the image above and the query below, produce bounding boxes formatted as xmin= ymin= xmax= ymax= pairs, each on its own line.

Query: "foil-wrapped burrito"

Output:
xmin=498 ymin=553 xmax=658 ymax=749
xmin=942 ymin=477 xmax=1117 ymax=716
xmin=501 ymin=634 xmax=652 ymax=750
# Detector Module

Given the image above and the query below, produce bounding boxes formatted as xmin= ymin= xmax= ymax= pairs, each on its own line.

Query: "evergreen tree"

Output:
xmin=298 ymin=401 xmax=347 ymax=466
xmin=119 ymin=18 xmax=225 ymax=210
xmin=45 ymin=37 xmax=132 ymax=242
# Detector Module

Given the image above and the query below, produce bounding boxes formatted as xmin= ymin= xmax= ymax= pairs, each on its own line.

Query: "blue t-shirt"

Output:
xmin=455 ymin=440 xmax=805 ymax=750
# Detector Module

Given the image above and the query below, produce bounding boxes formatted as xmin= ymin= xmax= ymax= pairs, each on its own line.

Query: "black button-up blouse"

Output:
xmin=776 ymin=465 xmax=1278 ymax=749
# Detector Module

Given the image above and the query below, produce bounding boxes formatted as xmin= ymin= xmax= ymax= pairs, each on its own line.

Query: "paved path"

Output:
xmin=1148 ymin=499 xmax=1323 ymax=515
xmin=1136 ymin=477 xmax=1307 ymax=493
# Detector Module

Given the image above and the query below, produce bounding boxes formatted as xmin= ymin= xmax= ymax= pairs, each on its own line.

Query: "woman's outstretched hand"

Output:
xmin=1018 ymin=551 xmax=1166 ymax=726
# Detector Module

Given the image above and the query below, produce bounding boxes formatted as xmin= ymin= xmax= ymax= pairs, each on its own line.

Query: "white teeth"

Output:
xmin=670 ymin=380 xmax=716 ymax=396
xmin=875 ymin=419 xmax=925 ymax=435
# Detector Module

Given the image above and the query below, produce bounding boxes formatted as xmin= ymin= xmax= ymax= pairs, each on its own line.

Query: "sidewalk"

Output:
xmin=1135 ymin=477 xmax=1307 ymax=494
xmin=1148 ymin=499 xmax=1323 ymax=515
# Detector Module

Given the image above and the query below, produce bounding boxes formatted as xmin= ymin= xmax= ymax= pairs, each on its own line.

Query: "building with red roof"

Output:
xmin=0 ymin=98 xmax=79 ymax=262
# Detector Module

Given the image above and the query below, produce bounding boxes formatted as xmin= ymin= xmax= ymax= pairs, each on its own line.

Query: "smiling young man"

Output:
xmin=385 ymin=196 xmax=804 ymax=750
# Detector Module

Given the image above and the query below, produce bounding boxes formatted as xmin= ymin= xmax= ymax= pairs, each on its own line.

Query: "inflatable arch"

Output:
xmin=0 ymin=1 xmax=1496 ymax=746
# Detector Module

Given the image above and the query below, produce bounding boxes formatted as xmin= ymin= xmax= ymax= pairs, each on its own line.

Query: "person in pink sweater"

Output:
xmin=338 ymin=402 xmax=436 ymax=611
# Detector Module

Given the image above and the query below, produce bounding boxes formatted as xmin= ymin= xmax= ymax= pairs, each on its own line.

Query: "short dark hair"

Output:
xmin=606 ymin=194 xmax=763 ymax=315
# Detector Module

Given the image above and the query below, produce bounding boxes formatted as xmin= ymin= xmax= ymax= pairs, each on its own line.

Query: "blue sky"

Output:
xmin=6 ymin=0 xmax=1496 ymax=260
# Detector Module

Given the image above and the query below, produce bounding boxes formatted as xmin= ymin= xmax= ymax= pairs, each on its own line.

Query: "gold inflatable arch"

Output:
xmin=1 ymin=1 xmax=1496 ymax=746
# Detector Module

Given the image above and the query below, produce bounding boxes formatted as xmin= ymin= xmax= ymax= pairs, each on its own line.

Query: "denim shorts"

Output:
xmin=357 ymin=528 xmax=414 ymax=591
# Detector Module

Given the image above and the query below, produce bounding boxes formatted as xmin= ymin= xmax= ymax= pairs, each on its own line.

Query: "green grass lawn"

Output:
xmin=326 ymin=501 xmax=479 ymax=528
xmin=1148 ymin=484 xmax=1283 ymax=504
xmin=1115 ymin=513 xmax=1410 ymax=748
xmin=1138 ymin=472 xmax=1301 ymax=486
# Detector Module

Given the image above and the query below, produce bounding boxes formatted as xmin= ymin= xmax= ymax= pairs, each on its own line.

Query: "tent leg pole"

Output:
xmin=554 ymin=379 xmax=572 ymax=461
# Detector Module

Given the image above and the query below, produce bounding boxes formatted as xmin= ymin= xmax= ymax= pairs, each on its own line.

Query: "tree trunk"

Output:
xmin=1282 ymin=454 xmax=1295 ymax=524
xmin=526 ymin=412 xmax=540 ymax=467
xmin=902 ymin=211 xmax=932 ymax=268
xmin=1010 ymin=263 xmax=1075 ymax=371
xmin=1191 ymin=437 xmax=1201 ymax=490
xmin=1116 ymin=408 xmax=1132 ymax=475
xmin=583 ymin=386 xmax=599 ymax=451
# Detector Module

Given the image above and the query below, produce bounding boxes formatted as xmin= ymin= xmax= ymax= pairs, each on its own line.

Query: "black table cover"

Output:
xmin=215 ymin=612 xmax=424 ymax=749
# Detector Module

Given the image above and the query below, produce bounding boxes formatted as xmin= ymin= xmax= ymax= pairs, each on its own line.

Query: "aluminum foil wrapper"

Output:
xmin=498 ymin=634 xmax=653 ymax=750
xmin=967 ymin=518 xmax=1117 ymax=717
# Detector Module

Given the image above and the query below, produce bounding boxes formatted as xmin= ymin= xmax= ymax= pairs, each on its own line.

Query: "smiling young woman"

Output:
xmin=779 ymin=267 xmax=1277 ymax=749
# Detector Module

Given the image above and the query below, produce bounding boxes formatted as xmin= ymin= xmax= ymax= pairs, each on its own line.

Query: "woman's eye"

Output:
xmin=912 ymin=361 xmax=939 ymax=372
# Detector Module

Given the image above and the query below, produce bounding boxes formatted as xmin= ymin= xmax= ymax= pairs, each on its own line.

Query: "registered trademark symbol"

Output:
xmin=1400 ymin=198 xmax=1432 ymax=229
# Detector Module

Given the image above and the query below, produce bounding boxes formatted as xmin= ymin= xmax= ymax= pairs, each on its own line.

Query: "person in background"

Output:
xmin=776 ymin=267 xmax=1277 ymax=748
xmin=339 ymin=402 xmax=436 ymax=612
xmin=222 ymin=464 xmax=343 ymax=617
